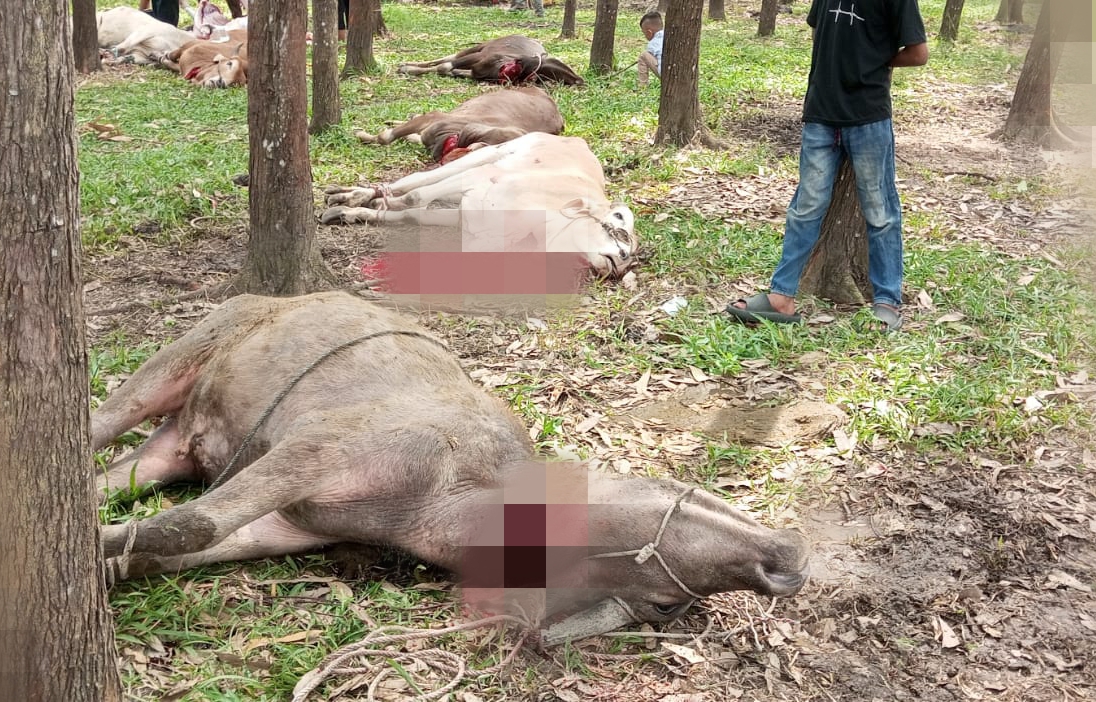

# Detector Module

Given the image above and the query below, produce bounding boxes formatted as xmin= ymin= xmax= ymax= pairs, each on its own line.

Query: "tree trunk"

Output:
xmin=227 ymin=0 xmax=246 ymax=18
xmin=994 ymin=0 xmax=1076 ymax=147
xmin=342 ymin=0 xmax=379 ymax=77
xmin=560 ymin=0 xmax=577 ymax=38
xmin=589 ymin=0 xmax=619 ymax=74
xmin=311 ymin=0 xmax=341 ymax=132
xmin=658 ymin=0 xmax=670 ymax=14
xmin=0 ymin=0 xmax=122 ymax=700
xmin=655 ymin=0 xmax=722 ymax=147
xmin=375 ymin=4 xmax=388 ymax=37
xmin=71 ymin=0 xmax=100 ymax=73
xmin=708 ymin=0 xmax=725 ymax=21
xmin=757 ymin=0 xmax=778 ymax=36
xmin=994 ymin=0 xmax=1023 ymax=24
xmin=798 ymin=159 xmax=873 ymax=304
xmin=237 ymin=0 xmax=331 ymax=294
xmin=938 ymin=0 xmax=965 ymax=41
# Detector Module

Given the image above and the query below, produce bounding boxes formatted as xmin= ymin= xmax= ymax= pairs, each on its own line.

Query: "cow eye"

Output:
xmin=652 ymin=602 xmax=684 ymax=616
xmin=612 ymin=211 xmax=625 ymax=221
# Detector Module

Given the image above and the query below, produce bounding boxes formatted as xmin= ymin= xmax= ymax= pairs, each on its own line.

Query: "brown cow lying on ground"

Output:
xmin=94 ymin=291 xmax=809 ymax=645
xmin=356 ymin=87 xmax=564 ymax=163
xmin=158 ymin=30 xmax=248 ymax=88
xmin=321 ymin=132 xmax=637 ymax=279
xmin=97 ymin=6 xmax=194 ymax=64
xmin=398 ymin=35 xmax=584 ymax=86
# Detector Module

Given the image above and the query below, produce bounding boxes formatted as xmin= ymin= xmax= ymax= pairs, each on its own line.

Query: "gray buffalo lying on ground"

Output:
xmin=356 ymin=86 xmax=564 ymax=164
xmin=322 ymin=132 xmax=638 ymax=280
xmin=97 ymin=6 xmax=194 ymax=64
xmin=398 ymin=35 xmax=584 ymax=86
xmin=95 ymin=292 xmax=809 ymax=644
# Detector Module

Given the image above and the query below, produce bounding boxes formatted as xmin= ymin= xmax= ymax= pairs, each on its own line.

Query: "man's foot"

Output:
xmin=725 ymin=293 xmax=801 ymax=325
xmin=871 ymin=303 xmax=903 ymax=333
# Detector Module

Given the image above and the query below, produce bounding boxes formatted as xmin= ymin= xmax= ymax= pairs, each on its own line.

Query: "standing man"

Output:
xmin=726 ymin=0 xmax=928 ymax=332
xmin=508 ymin=0 xmax=545 ymax=18
xmin=637 ymin=11 xmax=664 ymax=88
xmin=138 ymin=0 xmax=182 ymax=26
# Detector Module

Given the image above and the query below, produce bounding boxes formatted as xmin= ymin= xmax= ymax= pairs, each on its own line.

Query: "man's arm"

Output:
xmin=891 ymin=42 xmax=928 ymax=68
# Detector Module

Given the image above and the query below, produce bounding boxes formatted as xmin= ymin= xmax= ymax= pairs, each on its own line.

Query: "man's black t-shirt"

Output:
xmin=802 ymin=0 xmax=926 ymax=126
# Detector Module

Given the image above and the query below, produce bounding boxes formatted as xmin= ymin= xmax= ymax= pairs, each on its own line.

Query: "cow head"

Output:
xmin=559 ymin=198 xmax=638 ymax=278
xmin=519 ymin=55 xmax=585 ymax=86
xmin=187 ymin=53 xmax=248 ymax=88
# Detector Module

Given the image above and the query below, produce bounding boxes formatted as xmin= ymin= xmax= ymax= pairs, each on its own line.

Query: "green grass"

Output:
xmin=79 ymin=0 xmax=1096 ymax=699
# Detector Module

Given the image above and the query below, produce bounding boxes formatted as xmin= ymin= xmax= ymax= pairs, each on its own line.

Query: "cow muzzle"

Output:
xmin=539 ymin=597 xmax=638 ymax=648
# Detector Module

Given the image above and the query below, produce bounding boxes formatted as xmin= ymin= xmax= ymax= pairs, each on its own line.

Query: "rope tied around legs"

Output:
xmin=586 ymin=487 xmax=703 ymax=601
xmin=291 ymin=614 xmax=534 ymax=701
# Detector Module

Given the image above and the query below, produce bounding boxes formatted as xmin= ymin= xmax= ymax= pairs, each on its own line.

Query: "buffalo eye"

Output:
xmin=652 ymin=602 xmax=683 ymax=617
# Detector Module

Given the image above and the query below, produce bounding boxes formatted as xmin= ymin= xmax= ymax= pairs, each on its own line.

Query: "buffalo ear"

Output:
xmin=560 ymin=197 xmax=592 ymax=219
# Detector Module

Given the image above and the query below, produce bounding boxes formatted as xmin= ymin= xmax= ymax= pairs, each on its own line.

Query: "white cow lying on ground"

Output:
xmin=321 ymin=133 xmax=638 ymax=279
xmin=97 ymin=6 xmax=194 ymax=64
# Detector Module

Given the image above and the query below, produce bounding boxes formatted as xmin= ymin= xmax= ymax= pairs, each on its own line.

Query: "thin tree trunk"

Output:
xmin=71 ymin=0 xmax=100 ymax=73
xmin=560 ymin=0 xmax=577 ymax=38
xmin=798 ymin=159 xmax=872 ymax=304
xmin=311 ymin=0 xmax=342 ymax=132
xmin=238 ymin=0 xmax=331 ymax=294
xmin=342 ymin=0 xmax=378 ymax=77
xmin=655 ymin=0 xmax=722 ymax=147
xmin=0 ymin=0 xmax=122 ymax=699
xmin=227 ymin=0 xmax=245 ymax=18
xmin=708 ymin=0 xmax=725 ymax=21
xmin=994 ymin=0 xmax=1074 ymax=147
xmin=939 ymin=0 xmax=965 ymax=41
xmin=658 ymin=0 xmax=670 ymax=14
xmin=758 ymin=0 xmax=778 ymax=36
xmin=590 ymin=0 xmax=619 ymax=74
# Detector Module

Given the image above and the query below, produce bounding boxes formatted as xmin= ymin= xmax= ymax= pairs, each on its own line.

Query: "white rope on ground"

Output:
xmin=291 ymin=614 xmax=533 ymax=702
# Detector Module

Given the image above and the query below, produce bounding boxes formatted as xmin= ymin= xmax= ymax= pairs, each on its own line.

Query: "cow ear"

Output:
xmin=560 ymin=198 xmax=592 ymax=219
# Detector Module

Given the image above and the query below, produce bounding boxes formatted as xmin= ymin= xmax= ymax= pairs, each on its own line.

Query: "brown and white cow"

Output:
xmin=356 ymin=87 xmax=564 ymax=164
xmin=398 ymin=35 xmax=584 ymax=86
xmin=321 ymin=133 xmax=637 ymax=280
xmin=97 ymin=6 xmax=194 ymax=65
xmin=159 ymin=30 xmax=248 ymax=88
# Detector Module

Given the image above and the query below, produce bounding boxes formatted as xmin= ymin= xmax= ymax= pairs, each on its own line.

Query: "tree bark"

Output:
xmin=227 ymin=0 xmax=246 ymax=18
xmin=343 ymin=0 xmax=379 ymax=77
xmin=938 ymin=0 xmax=965 ymax=41
xmin=708 ymin=0 xmax=725 ymax=21
xmin=71 ymin=0 xmax=100 ymax=73
xmin=655 ymin=0 xmax=722 ymax=147
xmin=994 ymin=0 xmax=1023 ymax=24
xmin=757 ymin=0 xmax=779 ymax=36
xmin=589 ymin=0 xmax=619 ymax=74
xmin=311 ymin=0 xmax=342 ymax=132
xmin=237 ymin=0 xmax=331 ymax=294
xmin=658 ymin=0 xmax=670 ymax=14
xmin=798 ymin=159 xmax=873 ymax=304
xmin=994 ymin=0 xmax=1076 ymax=148
xmin=560 ymin=0 xmax=577 ymax=38
xmin=0 ymin=0 xmax=122 ymax=700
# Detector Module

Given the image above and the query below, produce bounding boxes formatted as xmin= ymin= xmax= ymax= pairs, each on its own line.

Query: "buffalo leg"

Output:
xmin=106 ymin=511 xmax=333 ymax=580
xmin=96 ymin=418 xmax=197 ymax=499
xmin=101 ymin=435 xmax=342 ymax=560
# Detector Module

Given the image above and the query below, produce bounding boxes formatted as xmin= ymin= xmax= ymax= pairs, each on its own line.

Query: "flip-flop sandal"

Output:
xmin=724 ymin=293 xmax=802 ymax=325
xmin=871 ymin=303 xmax=904 ymax=333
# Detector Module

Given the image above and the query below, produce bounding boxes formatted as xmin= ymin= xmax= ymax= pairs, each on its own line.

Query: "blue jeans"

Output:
xmin=770 ymin=119 xmax=904 ymax=308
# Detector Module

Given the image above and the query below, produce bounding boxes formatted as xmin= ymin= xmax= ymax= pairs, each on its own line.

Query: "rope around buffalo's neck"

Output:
xmin=205 ymin=329 xmax=447 ymax=491
xmin=586 ymin=486 xmax=703 ymax=601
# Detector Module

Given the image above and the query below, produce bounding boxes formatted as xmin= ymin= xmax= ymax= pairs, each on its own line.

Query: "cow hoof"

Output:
xmin=320 ymin=206 xmax=349 ymax=225
xmin=325 ymin=187 xmax=377 ymax=208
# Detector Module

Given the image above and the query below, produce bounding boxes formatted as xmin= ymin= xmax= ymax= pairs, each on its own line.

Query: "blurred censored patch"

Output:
xmin=357 ymin=211 xmax=590 ymax=312
xmin=460 ymin=462 xmax=597 ymax=618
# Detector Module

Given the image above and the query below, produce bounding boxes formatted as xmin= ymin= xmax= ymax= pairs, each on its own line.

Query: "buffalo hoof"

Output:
xmin=324 ymin=186 xmax=378 ymax=208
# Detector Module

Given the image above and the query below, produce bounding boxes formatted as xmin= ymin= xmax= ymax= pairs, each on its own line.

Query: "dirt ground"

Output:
xmin=87 ymin=49 xmax=1095 ymax=702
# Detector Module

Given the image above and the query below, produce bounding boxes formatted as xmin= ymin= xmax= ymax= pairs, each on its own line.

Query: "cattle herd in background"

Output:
xmin=96 ymin=2 xmax=634 ymax=279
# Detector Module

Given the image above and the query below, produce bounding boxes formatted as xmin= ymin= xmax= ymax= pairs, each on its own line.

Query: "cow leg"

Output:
xmin=100 ymin=435 xmax=341 ymax=560
xmin=372 ymin=112 xmax=444 ymax=145
xmin=96 ymin=418 xmax=197 ymax=499
xmin=106 ymin=511 xmax=334 ymax=581
xmin=323 ymin=185 xmax=379 ymax=209
xmin=399 ymin=61 xmax=457 ymax=77
xmin=321 ymin=206 xmax=461 ymax=227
